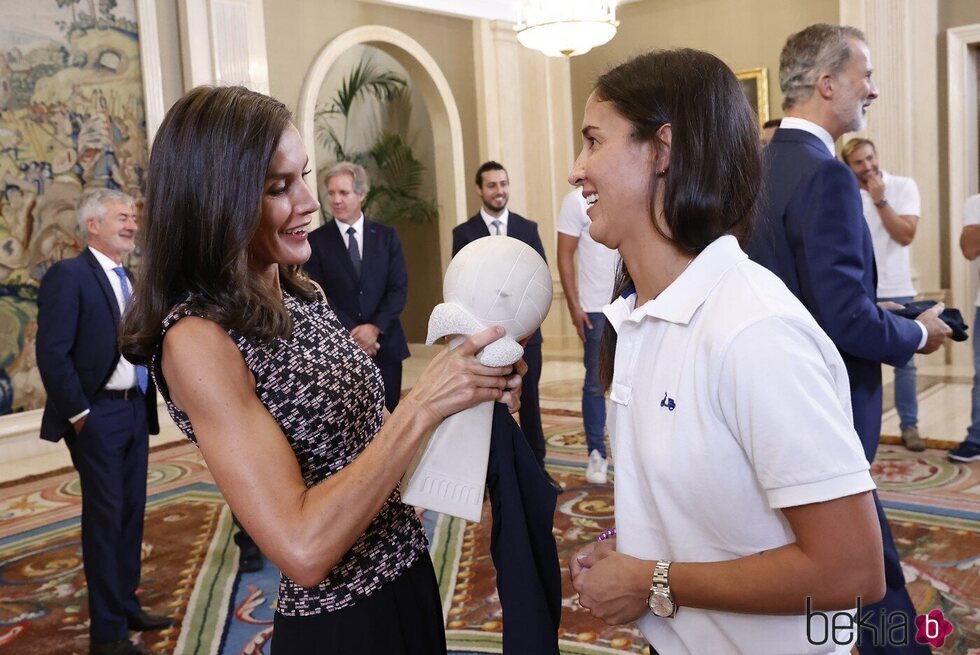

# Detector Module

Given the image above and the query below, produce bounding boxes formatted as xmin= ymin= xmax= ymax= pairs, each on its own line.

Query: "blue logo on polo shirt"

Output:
xmin=660 ymin=392 xmax=676 ymax=411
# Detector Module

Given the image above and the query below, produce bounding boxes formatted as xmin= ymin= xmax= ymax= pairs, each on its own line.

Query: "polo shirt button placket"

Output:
xmin=611 ymin=322 xmax=637 ymax=406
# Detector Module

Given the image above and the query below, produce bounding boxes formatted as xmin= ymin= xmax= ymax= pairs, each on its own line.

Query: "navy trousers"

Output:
xmin=64 ymin=393 xmax=149 ymax=642
xmin=518 ymin=343 xmax=545 ymax=465
xmin=857 ymin=491 xmax=931 ymax=654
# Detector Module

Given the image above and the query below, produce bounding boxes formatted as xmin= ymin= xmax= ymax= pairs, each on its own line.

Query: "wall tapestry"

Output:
xmin=0 ymin=0 xmax=147 ymax=414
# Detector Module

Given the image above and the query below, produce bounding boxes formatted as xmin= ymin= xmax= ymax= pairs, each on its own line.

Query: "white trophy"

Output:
xmin=400 ymin=236 xmax=553 ymax=522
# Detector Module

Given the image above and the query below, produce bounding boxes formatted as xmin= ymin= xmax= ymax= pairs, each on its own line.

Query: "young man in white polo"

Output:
xmin=842 ymin=137 xmax=925 ymax=451
xmin=556 ymin=189 xmax=619 ymax=483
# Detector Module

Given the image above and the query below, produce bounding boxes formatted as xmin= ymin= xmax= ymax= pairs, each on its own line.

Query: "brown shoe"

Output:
xmin=901 ymin=426 xmax=926 ymax=452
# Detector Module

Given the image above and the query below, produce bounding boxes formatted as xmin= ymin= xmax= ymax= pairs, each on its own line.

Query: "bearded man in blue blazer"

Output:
xmin=452 ymin=161 xmax=549 ymax=470
xmin=36 ymin=189 xmax=169 ymax=655
xmin=304 ymin=162 xmax=410 ymax=411
xmin=746 ymin=24 xmax=949 ymax=654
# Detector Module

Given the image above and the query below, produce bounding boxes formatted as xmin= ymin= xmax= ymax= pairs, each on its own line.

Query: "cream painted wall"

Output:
xmin=569 ymin=0 xmax=838 ymax=152
xmin=942 ymin=0 xmax=980 ymax=29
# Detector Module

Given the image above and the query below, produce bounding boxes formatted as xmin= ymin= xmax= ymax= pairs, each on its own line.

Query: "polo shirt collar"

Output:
xmin=603 ymin=235 xmax=747 ymax=332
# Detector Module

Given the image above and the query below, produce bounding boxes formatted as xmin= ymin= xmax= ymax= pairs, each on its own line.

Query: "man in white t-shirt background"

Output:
xmin=952 ymin=193 xmax=980 ymax=462
xmin=556 ymin=189 xmax=619 ymax=483
xmin=843 ymin=138 xmax=925 ymax=451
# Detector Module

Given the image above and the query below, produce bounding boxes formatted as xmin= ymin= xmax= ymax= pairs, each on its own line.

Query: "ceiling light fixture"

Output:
xmin=516 ymin=0 xmax=619 ymax=58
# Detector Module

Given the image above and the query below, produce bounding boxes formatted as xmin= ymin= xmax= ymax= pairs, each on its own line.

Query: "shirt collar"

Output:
xmin=335 ymin=213 xmax=365 ymax=236
xmin=88 ymin=245 xmax=122 ymax=272
xmin=779 ymin=117 xmax=836 ymax=157
xmin=603 ymin=235 xmax=747 ymax=332
xmin=480 ymin=207 xmax=509 ymax=230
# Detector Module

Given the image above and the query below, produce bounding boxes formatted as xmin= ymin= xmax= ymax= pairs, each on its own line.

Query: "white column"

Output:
xmin=841 ymin=0 xmax=949 ymax=362
xmin=472 ymin=20 xmax=577 ymax=348
xmin=177 ymin=0 xmax=269 ymax=93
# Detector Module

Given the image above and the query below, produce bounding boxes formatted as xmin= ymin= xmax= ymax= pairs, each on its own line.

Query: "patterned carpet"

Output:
xmin=1 ymin=410 xmax=977 ymax=654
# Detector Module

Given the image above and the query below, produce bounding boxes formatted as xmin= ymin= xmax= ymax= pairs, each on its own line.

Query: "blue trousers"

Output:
xmin=582 ymin=312 xmax=607 ymax=457
xmin=880 ymin=296 xmax=918 ymax=429
xmin=64 ymin=393 xmax=149 ymax=642
xmin=964 ymin=307 xmax=980 ymax=447
xmin=857 ymin=491 xmax=931 ymax=654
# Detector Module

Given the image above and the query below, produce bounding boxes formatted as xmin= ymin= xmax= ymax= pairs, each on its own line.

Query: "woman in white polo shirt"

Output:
xmin=567 ymin=50 xmax=886 ymax=655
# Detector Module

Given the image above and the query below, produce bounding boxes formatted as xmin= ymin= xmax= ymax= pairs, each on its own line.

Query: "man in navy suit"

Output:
xmin=304 ymin=162 xmax=410 ymax=411
xmin=452 ymin=161 xmax=549 ymax=469
xmin=746 ymin=24 xmax=949 ymax=653
xmin=36 ymin=189 xmax=169 ymax=655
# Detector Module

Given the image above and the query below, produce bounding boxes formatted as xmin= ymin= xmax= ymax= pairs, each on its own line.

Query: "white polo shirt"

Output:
xmin=858 ymin=171 xmax=921 ymax=298
xmin=556 ymin=189 xmax=620 ymax=312
xmin=962 ymin=194 xmax=980 ymax=307
xmin=604 ymin=235 xmax=875 ymax=655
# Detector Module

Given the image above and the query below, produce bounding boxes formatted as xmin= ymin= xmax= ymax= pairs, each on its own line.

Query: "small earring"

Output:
xmin=657 ymin=168 xmax=668 ymax=177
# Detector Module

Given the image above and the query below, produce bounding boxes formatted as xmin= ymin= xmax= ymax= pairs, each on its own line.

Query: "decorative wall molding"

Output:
xmin=296 ymin=25 xmax=467 ymax=272
xmin=135 ymin=0 xmax=166 ymax=144
xmin=472 ymin=18 xmax=576 ymax=346
xmin=841 ymin=0 xmax=951 ymax=362
xmin=177 ymin=0 xmax=270 ymax=93
xmin=947 ymin=23 xmax=980 ymax=354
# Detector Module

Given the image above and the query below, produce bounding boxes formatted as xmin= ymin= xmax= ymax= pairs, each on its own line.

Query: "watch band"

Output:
xmin=648 ymin=559 xmax=676 ymax=618
xmin=651 ymin=560 xmax=671 ymax=590
xmin=875 ymin=198 xmax=888 ymax=208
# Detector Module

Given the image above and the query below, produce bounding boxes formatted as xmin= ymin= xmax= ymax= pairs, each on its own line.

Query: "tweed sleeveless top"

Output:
xmin=153 ymin=290 xmax=427 ymax=617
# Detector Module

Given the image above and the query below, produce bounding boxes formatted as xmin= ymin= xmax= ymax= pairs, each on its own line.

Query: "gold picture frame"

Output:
xmin=735 ymin=67 xmax=770 ymax=128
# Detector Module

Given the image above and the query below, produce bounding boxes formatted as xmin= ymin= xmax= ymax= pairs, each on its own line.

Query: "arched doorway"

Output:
xmin=297 ymin=25 xmax=466 ymax=274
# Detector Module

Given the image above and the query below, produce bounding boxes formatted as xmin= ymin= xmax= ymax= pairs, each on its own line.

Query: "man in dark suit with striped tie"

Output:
xmin=36 ymin=189 xmax=168 ymax=655
xmin=452 ymin=161 xmax=550 ymax=471
xmin=304 ymin=162 xmax=410 ymax=411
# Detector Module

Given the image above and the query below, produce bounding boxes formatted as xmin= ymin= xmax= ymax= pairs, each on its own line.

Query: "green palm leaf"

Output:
xmin=329 ymin=57 xmax=406 ymax=118
xmin=312 ymin=54 xmax=435 ymax=225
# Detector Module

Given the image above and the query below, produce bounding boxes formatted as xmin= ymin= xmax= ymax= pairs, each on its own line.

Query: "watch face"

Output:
xmin=648 ymin=591 xmax=675 ymax=617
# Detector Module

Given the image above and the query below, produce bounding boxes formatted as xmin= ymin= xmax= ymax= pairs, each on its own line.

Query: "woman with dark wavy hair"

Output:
xmin=567 ymin=50 xmax=885 ymax=654
xmin=120 ymin=85 xmax=521 ymax=654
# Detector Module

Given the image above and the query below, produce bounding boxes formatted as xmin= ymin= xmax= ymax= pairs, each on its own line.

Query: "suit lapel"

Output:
xmin=82 ymin=247 xmax=121 ymax=328
xmin=361 ymin=219 xmax=374 ymax=278
xmin=470 ymin=214 xmax=491 ymax=239
xmin=507 ymin=214 xmax=524 ymax=241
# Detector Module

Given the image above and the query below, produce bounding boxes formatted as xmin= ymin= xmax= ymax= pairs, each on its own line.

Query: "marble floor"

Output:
xmin=1 ymin=343 xmax=973 ymax=486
